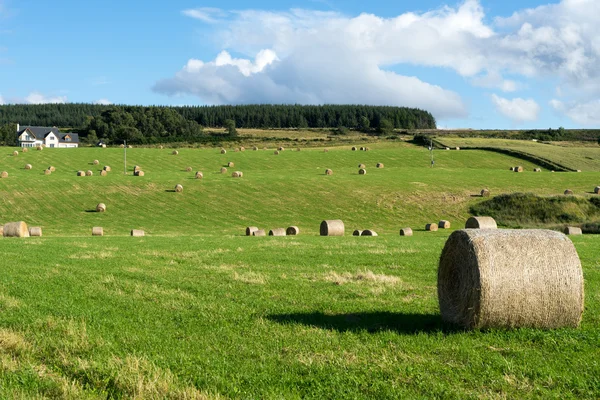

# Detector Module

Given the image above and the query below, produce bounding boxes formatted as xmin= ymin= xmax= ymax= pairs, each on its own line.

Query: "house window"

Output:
xmin=64 ymin=136 xmax=71 ymax=142
xmin=50 ymin=144 xmax=55 ymax=148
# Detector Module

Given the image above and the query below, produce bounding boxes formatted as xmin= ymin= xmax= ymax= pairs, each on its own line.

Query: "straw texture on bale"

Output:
xmin=400 ymin=228 xmax=413 ymax=236
xmin=426 ymin=223 xmax=438 ymax=231
xmin=22 ymin=148 xmax=28 ymax=153
xmin=361 ymin=230 xmax=378 ymax=236
xmin=44 ymin=169 xmax=51 ymax=175
xmin=269 ymin=228 xmax=287 ymax=236
xmin=286 ymin=226 xmax=300 ymax=236
xmin=320 ymin=220 xmax=344 ymax=236
xmin=353 ymin=230 xmax=362 ymax=236
xmin=135 ymin=170 xmax=145 ymax=177
xmin=29 ymin=227 xmax=42 ymax=237
xmin=253 ymin=229 xmax=266 ymax=237
xmin=103 ymin=166 xmax=111 ymax=172
xmin=246 ymin=226 xmax=259 ymax=236
xmin=12 ymin=151 xmax=18 ymax=156
xmin=86 ymin=170 xmax=93 ymax=176
xmin=439 ymin=220 xmax=451 ymax=229
xmin=358 ymin=168 xmax=367 ymax=175
xmin=49 ymin=166 xmax=56 ymax=172
xmin=131 ymin=230 xmax=145 ymax=237
xmin=514 ymin=166 xmax=524 ymax=172
xmin=325 ymin=169 xmax=333 ymax=175
xmin=481 ymin=189 xmax=490 ymax=197
xmin=92 ymin=227 xmax=104 ymax=236
xmin=3 ymin=222 xmax=29 ymax=238
xmin=232 ymin=171 xmax=243 ymax=178
xmin=595 ymin=186 xmax=600 ymax=194
xmin=195 ymin=171 xmax=203 ymax=179
xmin=175 ymin=184 xmax=183 ymax=192
xmin=25 ymin=164 xmax=32 ymax=170
xmin=221 ymin=149 xmax=227 ymax=154
xmin=437 ymin=229 xmax=584 ymax=329
xmin=100 ymin=170 xmax=107 ymax=176
xmin=96 ymin=203 xmax=106 ymax=213
xmin=93 ymin=160 xmax=99 ymax=165
xmin=376 ymin=163 xmax=384 ymax=168
xmin=564 ymin=226 xmax=582 ymax=235
xmin=77 ymin=171 xmax=85 ymax=176
xmin=358 ymin=163 xmax=366 ymax=168
xmin=564 ymin=189 xmax=574 ymax=195
xmin=173 ymin=150 xmax=179 ymax=155
xmin=465 ymin=216 xmax=497 ymax=229
xmin=186 ymin=166 xmax=192 ymax=172
xmin=227 ymin=162 xmax=234 ymax=167
xmin=220 ymin=167 xmax=227 ymax=174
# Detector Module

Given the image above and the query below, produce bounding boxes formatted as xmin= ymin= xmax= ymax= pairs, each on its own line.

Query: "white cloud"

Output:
xmin=491 ymin=94 xmax=540 ymax=123
xmin=182 ymin=8 xmax=227 ymax=24
xmin=471 ymin=71 xmax=519 ymax=92
xmin=0 ymin=94 xmax=5 ymax=105
xmin=95 ymin=99 xmax=112 ymax=105
xmin=550 ymin=99 xmax=600 ymax=126
xmin=25 ymin=92 xmax=67 ymax=104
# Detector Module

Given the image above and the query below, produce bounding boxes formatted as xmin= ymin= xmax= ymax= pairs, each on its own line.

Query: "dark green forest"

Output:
xmin=0 ymin=103 xmax=436 ymax=145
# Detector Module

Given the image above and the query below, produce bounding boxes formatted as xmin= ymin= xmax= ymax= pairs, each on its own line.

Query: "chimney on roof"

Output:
xmin=16 ymin=123 xmax=19 ymax=132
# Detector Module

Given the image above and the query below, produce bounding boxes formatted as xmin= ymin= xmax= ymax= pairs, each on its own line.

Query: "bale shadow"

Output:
xmin=267 ymin=311 xmax=458 ymax=335
xmin=84 ymin=210 xmax=98 ymax=213
xmin=470 ymin=194 xmax=484 ymax=198
xmin=165 ymin=189 xmax=177 ymax=193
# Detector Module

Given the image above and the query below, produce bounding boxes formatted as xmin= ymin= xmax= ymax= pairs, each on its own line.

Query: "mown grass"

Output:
xmin=0 ymin=142 xmax=600 ymax=398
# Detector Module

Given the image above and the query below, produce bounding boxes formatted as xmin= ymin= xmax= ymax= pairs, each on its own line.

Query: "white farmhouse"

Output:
xmin=16 ymin=124 xmax=79 ymax=148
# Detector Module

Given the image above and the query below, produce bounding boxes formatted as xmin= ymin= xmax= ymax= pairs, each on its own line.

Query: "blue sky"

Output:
xmin=0 ymin=0 xmax=598 ymax=129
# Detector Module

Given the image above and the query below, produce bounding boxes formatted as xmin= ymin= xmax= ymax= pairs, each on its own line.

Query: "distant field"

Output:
xmin=0 ymin=142 xmax=599 ymax=398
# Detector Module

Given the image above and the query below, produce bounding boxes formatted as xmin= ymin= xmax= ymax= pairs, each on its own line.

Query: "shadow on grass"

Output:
xmin=267 ymin=311 xmax=458 ymax=334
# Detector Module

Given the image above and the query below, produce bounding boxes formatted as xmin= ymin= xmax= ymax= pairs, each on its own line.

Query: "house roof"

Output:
xmin=17 ymin=126 xmax=79 ymax=143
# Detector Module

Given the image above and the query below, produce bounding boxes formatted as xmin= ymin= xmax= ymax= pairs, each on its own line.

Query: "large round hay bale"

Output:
xmin=231 ymin=171 xmax=243 ymax=178
xmin=25 ymin=164 xmax=32 ymax=170
xmin=96 ymin=203 xmax=106 ymax=212
xmin=269 ymin=228 xmax=286 ymax=236
xmin=361 ymin=230 xmax=378 ymax=236
xmin=439 ymin=220 xmax=451 ymax=229
xmin=131 ymin=229 xmax=145 ymax=237
xmin=465 ymin=216 xmax=497 ymax=229
xmin=234 ymin=148 xmax=240 ymax=153
xmin=286 ymin=226 xmax=300 ymax=236
xmin=133 ymin=165 xmax=141 ymax=172
xmin=120 ymin=144 xmax=125 ymax=148
xmin=135 ymin=170 xmax=145 ymax=177
xmin=86 ymin=170 xmax=93 ymax=176
xmin=564 ymin=189 xmax=574 ymax=195
xmin=358 ymin=168 xmax=367 ymax=175
xmin=77 ymin=171 xmax=85 ymax=176
xmin=564 ymin=226 xmax=582 ymax=235
xmin=426 ymin=223 xmax=438 ymax=231
xmin=186 ymin=166 xmax=192 ymax=172
xmin=595 ymin=186 xmax=600 ymax=194
xmin=44 ymin=169 xmax=51 ymax=175
xmin=351 ymin=147 xmax=357 ymax=151
xmin=253 ymin=229 xmax=266 ymax=237
xmin=438 ymin=229 xmax=584 ymax=329
xmin=358 ymin=163 xmax=366 ymax=168
xmin=481 ymin=189 xmax=491 ymax=197
xmin=278 ymin=147 xmax=284 ymax=151
xmin=102 ymin=144 xmax=107 ymax=148
xmin=221 ymin=149 xmax=227 ymax=154
xmin=514 ymin=166 xmax=524 ymax=172
xmin=246 ymin=226 xmax=259 ymax=236
xmin=274 ymin=150 xmax=279 ymax=155
xmin=296 ymin=148 xmax=301 ymax=152
xmin=252 ymin=146 xmax=258 ymax=151
xmin=92 ymin=227 xmax=104 ymax=236
xmin=325 ymin=169 xmax=333 ymax=175
xmin=353 ymin=230 xmax=362 ymax=236
xmin=49 ymin=166 xmax=56 ymax=172
xmin=93 ymin=160 xmax=99 ymax=165
xmin=100 ymin=170 xmax=108 ymax=176
xmin=22 ymin=147 xmax=28 ymax=153
xmin=175 ymin=184 xmax=183 ymax=192
xmin=364 ymin=147 xmax=370 ymax=151
xmin=103 ymin=166 xmax=111 ymax=172
xmin=455 ymin=147 xmax=460 ymax=151
xmin=0 ymin=171 xmax=7 ymax=178
xmin=239 ymin=146 xmax=245 ymax=152
xmin=359 ymin=147 xmax=365 ymax=151
xmin=400 ymin=228 xmax=413 ymax=236
xmin=376 ymin=163 xmax=384 ymax=168
xmin=534 ymin=168 xmax=542 ymax=172
xmin=220 ymin=167 xmax=227 ymax=174
xmin=159 ymin=145 xmax=164 ymax=149
xmin=12 ymin=151 xmax=18 ymax=156
xmin=227 ymin=162 xmax=234 ymax=168
xmin=36 ymin=146 xmax=43 ymax=151
xmin=509 ymin=167 xmax=515 ymax=172
xmin=173 ymin=150 xmax=179 ymax=155
xmin=0 ymin=226 xmax=3 ymax=236
xmin=320 ymin=220 xmax=344 ymax=236
xmin=29 ymin=227 xmax=42 ymax=237
xmin=3 ymin=221 xmax=29 ymax=238
xmin=195 ymin=171 xmax=203 ymax=179
xmin=128 ymin=145 xmax=133 ymax=149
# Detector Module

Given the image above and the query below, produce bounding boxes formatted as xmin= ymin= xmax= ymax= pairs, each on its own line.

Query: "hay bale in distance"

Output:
xmin=3 ymin=222 xmax=29 ymax=238
xmin=595 ymin=186 xmax=600 ymax=194
xmin=220 ymin=167 xmax=227 ymax=174
xmin=286 ymin=226 xmax=300 ymax=236
xmin=77 ymin=171 xmax=85 ymax=177
xmin=514 ymin=166 xmax=524 ymax=172
xmin=269 ymin=228 xmax=287 ymax=236
xmin=131 ymin=229 xmax=145 ymax=237
xmin=400 ymin=228 xmax=413 ymax=236
xmin=44 ymin=169 xmax=51 ymax=175
xmin=239 ymin=146 xmax=245 ymax=152
xmin=253 ymin=229 xmax=266 ymax=237
xmin=358 ymin=168 xmax=367 ymax=175
xmin=353 ymin=230 xmax=362 ymax=236
xmin=195 ymin=171 xmax=203 ymax=179
xmin=133 ymin=165 xmax=141 ymax=172
xmin=49 ymin=166 xmax=56 ymax=172
xmin=25 ymin=164 xmax=32 ymax=170
xmin=173 ymin=150 xmax=179 ymax=155
xmin=29 ymin=227 xmax=42 ymax=237
xmin=100 ymin=170 xmax=107 ymax=176
xmin=465 ymin=216 xmax=497 ymax=229
xmin=102 ymin=144 xmax=107 ymax=148
xmin=86 ymin=170 xmax=93 ymax=176
xmin=103 ymin=166 xmax=111 ymax=172
xmin=175 ymin=184 xmax=183 ymax=192
xmin=221 ymin=149 xmax=227 ymax=154
xmin=0 ymin=171 xmax=7 ymax=178
xmin=186 ymin=166 xmax=192 ymax=172
xmin=36 ymin=146 xmax=43 ymax=151
xmin=252 ymin=146 xmax=258 ymax=151
xmin=325 ymin=169 xmax=333 ymax=175
xmin=481 ymin=189 xmax=491 ymax=197
xmin=455 ymin=147 xmax=460 ymax=151
xmin=426 ymin=223 xmax=438 ymax=231
xmin=246 ymin=226 xmax=259 ymax=236
xmin=320 ymin=220 xmax=344 ymax=236
xmin=323 ymin=149 xmax=329 ymax=152
xmin=534 ymin=168 xmax=542 ymax=172
xmin=120 ymin=144 xmax=125 ymax=148
xmin=92 ymin=227 xmax=104 ymax=236
xmin=351 ymin=146 xmax=357 ymax=151
xmin=360 ymin=147 xmax=365 ymax=151
xmin=361 ymin=230 xmax=378 ymax=236
xmin=437 ymin=229 xmax=584 ymax=329
xmin=376 ymin=163 xmax=384 ymax=168
xmin=278 ymin=147 xmax=284 ymax=151
xmin=22 ymin=148 xmax=28 ymax=153
xmin=509 ymin=167 xmax=515 ymax=171
xmin=0 ymin=226 xmax=3 ymax=236
xmin=96 ymin=203 xmax=106 ymax=213
xmin=439 ymin=220 xmax=451 ymax=229
xmin=232 ymin=171 xmax=243 ymax=178
xmin=93 ymin=160 xmax=99 ymax=165
xmin=274 ymin=150 xmax=279 ymax=155
xmin=12 ymin=151 xmax=18 ymax=156
xmin=227 ymin=162 xmax=234 ymax=168
xmin=564 ymin=189 xmax=574 ymax=195
xmin=135 ymin=170 xmax=145 ymax=177
xmin=564 ymin=226 xmax=582 ymax=235
xmin=364 ymin=147 xmax=370 ymax=151
xmin=358 ymin=163 xmax=366 ymax=168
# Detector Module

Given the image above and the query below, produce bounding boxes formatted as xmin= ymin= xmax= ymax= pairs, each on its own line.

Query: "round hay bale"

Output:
xmin=426 ymin=223 xmax=438 ymax=232
xmin=0 ymin=171 xmax=7 ymax=178
xmin=252 ymin=146 xmax=258 ymax=151
xmin=92 ymin=227 xmax=104 ymax=236
xmin=232 ymin=171 xmax=243 ymax=178
xmin=595 ymin=186 xmax=600 ymax=194
xmin=278 ymin=147 xmax=284 ymax=151
xmin=564 ymin=226 xmax=582 ymax=235
xmin=77 ymin=171 xmax=85 ymax=176
xmin=239 ymin=146 xmax=245 ymax=152
xmin=364 ymin=147 xmax=370 ymax=151
xmin=351 ymin=147 xmax=357 ymax=151
xmin=36 ymin=146 xmax=43 ymax=151
xmin=564 ymin=189 xmax=574 ymax=195
xmin=376 ymin=163 xmax=384 ymax=168
xmin=481 ymin=189 xmax=491 ymax=197
xmin=172 ymin=150 xmax=179 ymax=155
xmin=446 ymin=147 xmax=450 ymax=151
xmin=3 ymin=221 xmax=29 ymax=238
xmin=325 ymin=169 xmax=333 ymax=176
xmin=358 ymin=168 xmax=367 ymax=175
xmin=131 ymin=229 xmax=145 ymax=237
xmin=320 ymin=220 xmax=344 ymax=236
xmin=253 ymin=229 xmax=266 ymax=237
xmin=44 ymin=169 xmax=51 ymax=175
xmin=515 ymin=166 xmax=524 ymax=172
xmin=96 ymin=203 xmax=106 ymax=213
xmin=195 ymin=171 xmax=203 ymax=179
xmin=102 ymin=144 xmax=107 ymax=148
xmin=133 ymin=165 xmax=141 ymax=172
xmin=220 ymin=167 xmax=227 ymax=174
xmin=12 ymin=151 xmax=18 ymax=156
xmin=577 ymin=170 xmax=582 ymax=173
xmin=103 ymin=166 xmax=111 ymax=172
xmin=465 ymin=216 xmax=497 ymax=229
xmin=361 ymin=230 xmax=378 ymax=236
xmin=49 ymin=166 xmax=56 ymax=172
xmin=135 ymin=170 xmax=145 ymax=177
xmin=296 ymin=148 xmax=301 ymax=152
xmin=269 ymin=228 xmax=287 ymax=236
xmin=323 ymin=149 xmax=329 ymax=153
xmin=439 ymin=220 xmax=451 ymax=229
xmin=358 ymin=163 xmax=366 ymax=168
xmin=263 ymin=147 xmax=268 ymax=150
xmin=159 ymin=145 xmax=164 ymax=149
xmin=100 ymin=170 xmax=107 ymax=176
xmin=186 ymin=166 xmax=192 ymax=172
xmin=274 ymin=150 xmax=280 ymax=155
xmin=246 ymin=226 xmax=259 ymax=236
xmin=221 ymin=149 xmax=227 ymax=154
xmin=86 ymin=170 xmax=93 ymax=176
xmin=29 ymin=227 xmax=42 ymax=237
xmin=25 ymin=164 xmax=32 ymax=170
xmin=227 ymin=162 xmax=235 ymax=168
xmin=400 ymin=228 xmax=413 ymax=236
xmin=353 ymin=230 xmax=363 ymax=236
xmin=509 ymin=167 xmax=515 ymax=171
xmin=360 ymin=147 xmax=365 ymax=151
xmin=437 ymin=229 xmax=584 ymax=329
xmin=455 ymin=147 xmax=460 ymax=151
xmin=286 ymin=226 xmax=300 ymax=236
xmin=0 ymin=226 xmax=3 ymax=236
xmin=534 ymin=168 xmax=542 ymax=172
xmin=93 ymin=160 xmax=99 ymax=165
xmin=175 ymin=184 xmax=183 ymax=192
xmin=120 ymin=144 xmax=125 ymax=148
xmin=22 ymin=147 xmax=28 ymax=153
xmin=234 ymin=148 xmax=240 ymax=153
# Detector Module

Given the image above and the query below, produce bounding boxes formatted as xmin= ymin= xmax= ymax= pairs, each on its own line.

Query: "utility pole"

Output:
xmin=429 ymin=139 xmax=434 ymax=168
xmin=124 ymin=140 xmax=127 ymax=175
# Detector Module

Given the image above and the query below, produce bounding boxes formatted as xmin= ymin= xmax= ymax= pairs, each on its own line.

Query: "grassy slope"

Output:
xmin=0 ymin=143 xmax=599 ymax=398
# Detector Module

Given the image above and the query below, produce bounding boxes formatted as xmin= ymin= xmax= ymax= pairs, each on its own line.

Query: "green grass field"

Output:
xmin=1 ymin=143 xmax=599 ymax=398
